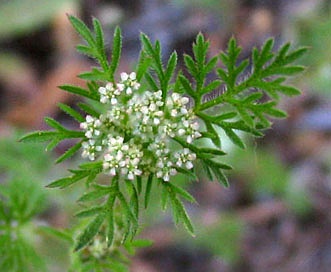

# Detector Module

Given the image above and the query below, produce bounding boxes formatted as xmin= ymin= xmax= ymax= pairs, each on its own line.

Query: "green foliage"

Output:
xmin=0 ymin=171 xmax=47 ymax=271
xmin=19 ymin=14 xmax=306 ymax=270
xmin=0 ymin=0 xmax=78 ymax=40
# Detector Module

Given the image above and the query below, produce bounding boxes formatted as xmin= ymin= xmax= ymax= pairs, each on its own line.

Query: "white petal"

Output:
xmin=172 ymin=92 xmax=180 ymax=101
xmin=85 ymin=131 xmax=93 ymax=138
xmin=106 ymin=82 xmax=113 ymax=90
xmin=170 ymin=168 xmax=177 ymax=176
xmin=181 ymin=97 xmax=189 ymax=104
xmin=121 ymin=72 xmax=129 ymax=81
xmin=100 ymin=96 xmax=108 ymax=103
xmin=163 ymin=174 xmax=170 ymax=182
xmin=98 ymin=87 xmax=107 ymax=94
xmin=86 ymin=115 xmax=94 ymax=123
xmin=135 ymin=169 xmax=142 ymax=175
xmin=111 ymin=98 xmax=118 ymax=105
xmin=117 ymin=83 xmax=125 ymax=91
xmin=153 ymin=118 xmax=160 ymax=125
xmin=129 ymin=72 xmax=136 ymax=80
xmin=185 ymin=161 xmax=193 ymax=169
xmin=178 ymin=129 xmax=186 ymax=136
xmin=80 ymin=122 xmax=87 ymax=129
xmin=127 ymin=172 xmax=134 ymax=180
xmin=110 ymin=168 xmax=116 ymax=176
xmin=104 ymin=154 xmax=113 ymax=161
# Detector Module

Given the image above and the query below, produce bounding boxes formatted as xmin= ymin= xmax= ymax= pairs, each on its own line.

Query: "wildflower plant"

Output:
xmin=20 ymin=15 xmax=306 ymax=269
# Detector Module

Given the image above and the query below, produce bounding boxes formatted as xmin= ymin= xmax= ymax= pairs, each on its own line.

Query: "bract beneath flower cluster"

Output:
xmin=80 ymin=72 xmax=200 ymax=181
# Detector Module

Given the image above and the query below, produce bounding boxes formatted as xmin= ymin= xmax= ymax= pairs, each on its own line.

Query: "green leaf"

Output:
xmin=223 ymin=128 xmax=245 ymax=149
xmin=44 ymin=137 xmax=60 ymax=152
xmin=200 ymin=80 xmax=222 ymax=95
xmin=164 ymin=51 xmax=177 ymax=85
xmin=204 ymin=56 xmax=218 ymax=74
xmin=265 ymin=107 xmax=287 ymax=118
xmin=145 ymin=72 xmax=159 ymax=91
xmin=92 ymin=17 xmax=105 ymax=54
xmin=37 ymin=226 xmax=73 ymax=244
xmin=75 ymin=212 xmax=106 ymax=251
xmin=278 ymin=85 xmax=301 ymax=96
xmin=44 ymin=117 xmax=66 ymax=131
xmin=136 ymin=51 xmax=152 ymax=81
xmin=175 ymin=166 xmax=198 ymax=180
xmin=110 ymin=26 xmax=122 ymax=79
xmin=199 ymin=148 xmax=226 ymax=156
xmin=168 ymin=183 xmax=196 ymax=203
xmin=76 ymin=44 xmax=96 ymax=58
xmin=19 ymin=131 xmax=59 ymax=143
xmin=161 ymin=182 xmax=169 ymax=210
xmin=184 ymin=54 xmax=198 ymax=77
xmin=79 ymin=161 xmax=103 ymax=170
xmin=75 ymin=206 xmax=104 ymax=218
xmin=236 ymin=107 xmax=254 ymax=127
xmin=140 ymin=33 xmax=154 ymax=58
xmin=169 ymin=192 xmax=194 ymax=235
xmin=210 ymin=165 xmax=229 ymax=187
xmin=129 ymin=183 xmax=139 ymax=218
xmin=117 ymin=190 xmax=137 ymax=221
xmin=46 ymin=171 xmax=89 ymax=189
xmin=69 ymin=15 xmax=95 ymax=48
xmin=106 ymin=193 xmax=116 ymax=247
xmin=78 ymin=188 xmax=110 ymax=202
xmin=179 ymin=75 xmax=196 ymax=98
xmin=131 ymin=239 xmax=153 ymax=248
xmin=284 ymin=46 xmax=308 ymax=64
xmin=207 ymin=159 xmax=232 ymax=170
xmin=144 ymin=174 xmax=153 ymax=209
xmin=79 ymin=68 xmax=109 ymax=81
xmin=59 ymin=85 xmax=99 ymax=101
xmin=56 ymin=141 xmax=82 ymax=163
xmin=58 ymin=103 xmax=85 ymax=122
xmin=77 ymin=102 xmax=100 ymax=117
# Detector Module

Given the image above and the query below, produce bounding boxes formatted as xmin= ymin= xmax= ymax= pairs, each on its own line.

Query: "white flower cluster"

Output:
xmin=80 ymin=72 xmax=200 ymax=181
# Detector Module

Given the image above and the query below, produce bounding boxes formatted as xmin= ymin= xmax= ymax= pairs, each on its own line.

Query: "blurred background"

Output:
xmin=1 ymin=0 xmax=331 ymax=271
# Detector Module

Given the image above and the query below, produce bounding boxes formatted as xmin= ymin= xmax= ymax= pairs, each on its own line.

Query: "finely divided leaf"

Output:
xmin=75 ymin=212 xmax=106 ymax=251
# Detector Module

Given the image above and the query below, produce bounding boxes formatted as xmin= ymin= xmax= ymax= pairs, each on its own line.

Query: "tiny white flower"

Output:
xmin=86 ymin=115 xmax=94 ymax=123
xmin=121 ymin=72 xmax=129 ymax=81
xmin=85 ymin=131 xmax=93 ymax=138
xmin=98 ymin=87 xmax=107 ymax=95
xmin=178 ymin=128 xmax=185 ymax=136
xmin=129 ymin=72 xmax=136 ymax=80
xmin=171 ymin=109 xmax=178 ymax=117
xmin=80 ymin=122 xmax=87 ymax=129
xmin=170 ymin=168 xmax=177 ymax=176
xmin=100 ymin=97 xmax=108 ymax=104
xmin=109 ymin=168 xmax=116 ymax=176
xmin=163 ymin=174 xmax=170 ymax=182
xmin=111 ymin=98 xmax=118 ymax=105
xmin=180 ymin=107 xmax=188 ymax=115
xmin=104 ymin=154 xmax=113 ymax=161
xmin=117 ymin=83 xmax=125 ymax=91
xmin=153 ymin=118 xmax=160 ymax=125
xmin=185 ymin=161 xmax=194 ymax=169
xmin=176 ymin=161 xmax=182 ymax=167
xmin=127 ymin=172 xmax=134 ymax=180
xmin=181 ymin=97 xmax=189 ymax=105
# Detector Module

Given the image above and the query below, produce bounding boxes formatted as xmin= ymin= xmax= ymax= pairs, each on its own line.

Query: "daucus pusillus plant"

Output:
xmin=20 ymin=15 xmax=306 ymax=270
